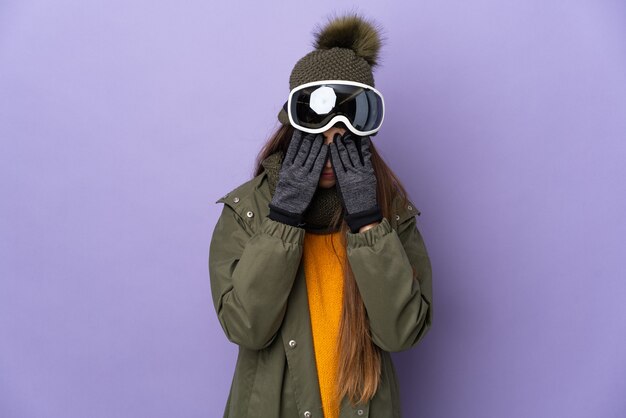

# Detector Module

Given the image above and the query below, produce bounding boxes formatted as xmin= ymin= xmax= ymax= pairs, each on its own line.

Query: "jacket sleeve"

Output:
xmin=209 ymin=204 xmax=305 ymax=350
xmin=346 ymin=216 xmax=433 ymax=352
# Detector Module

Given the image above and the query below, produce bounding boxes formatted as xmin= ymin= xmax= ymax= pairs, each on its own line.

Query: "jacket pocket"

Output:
xmin=368 ymin=352 xmax=401 ymax=418
xmin=246 ymin=341 xmax=295 ymax=417
xmin=224 ymin=347 xmax=257 ymax=417
xmin=279 ymin=356 xmax=299 ymax=417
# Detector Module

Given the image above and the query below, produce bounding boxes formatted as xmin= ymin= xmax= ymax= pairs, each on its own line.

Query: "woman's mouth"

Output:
xmin=321 ymin=171 xmax=334 ymax=178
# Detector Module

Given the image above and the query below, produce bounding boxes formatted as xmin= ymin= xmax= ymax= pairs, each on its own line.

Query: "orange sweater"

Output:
xmin=303 ymin=231 xmax=345 ymax=418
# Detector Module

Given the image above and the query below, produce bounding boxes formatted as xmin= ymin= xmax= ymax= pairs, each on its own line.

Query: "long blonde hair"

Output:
xmin=254 ymin=124 xmax=410 ymax=405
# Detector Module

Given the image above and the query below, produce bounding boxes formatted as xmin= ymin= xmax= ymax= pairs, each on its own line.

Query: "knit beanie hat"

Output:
xmin=278 ymin=13 xmax=384 ymax=125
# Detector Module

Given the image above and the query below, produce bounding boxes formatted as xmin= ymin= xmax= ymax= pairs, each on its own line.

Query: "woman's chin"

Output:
xmin=318 ymin=178 xmax=336 ymax=189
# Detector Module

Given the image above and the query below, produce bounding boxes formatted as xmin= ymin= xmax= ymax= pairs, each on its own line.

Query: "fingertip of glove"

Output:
xmin=328 ymin=141 xmax=337 ymax=155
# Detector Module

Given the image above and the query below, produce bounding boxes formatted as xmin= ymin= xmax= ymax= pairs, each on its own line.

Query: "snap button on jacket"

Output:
xmin=209 ymin=172 xmax=433 ymax=418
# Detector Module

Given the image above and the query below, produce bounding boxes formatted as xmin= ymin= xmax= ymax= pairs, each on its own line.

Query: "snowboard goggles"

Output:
xmin=286 ymin=80 xmax=385 ymax=136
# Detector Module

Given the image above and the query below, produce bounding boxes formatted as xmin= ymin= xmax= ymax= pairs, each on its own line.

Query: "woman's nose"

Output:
xmin=322 ymin=126 xmax=346 ymax=143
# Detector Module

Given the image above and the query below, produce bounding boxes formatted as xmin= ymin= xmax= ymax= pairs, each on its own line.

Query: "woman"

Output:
xmin=209 ymin=14 xmax=433 ymax=418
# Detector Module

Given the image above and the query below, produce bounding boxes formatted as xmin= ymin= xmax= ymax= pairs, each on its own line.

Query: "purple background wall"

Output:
xmin=1 ymin=1 xmax=625 ymax=417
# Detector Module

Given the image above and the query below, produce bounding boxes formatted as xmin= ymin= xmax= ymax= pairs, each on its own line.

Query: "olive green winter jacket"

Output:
xmin=209 ymin=171 xmax=433 ymax=418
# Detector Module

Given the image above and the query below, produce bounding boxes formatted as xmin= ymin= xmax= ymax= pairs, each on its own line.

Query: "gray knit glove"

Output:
xmin=329 ymin=132 xmax=382 ymax=233
xmin=268 ymin=129 xmax=328 ymax=227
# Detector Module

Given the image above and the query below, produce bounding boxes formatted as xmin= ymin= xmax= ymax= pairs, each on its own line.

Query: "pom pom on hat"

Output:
xmin=313 ymin=13 xmax=383 ymax=68
xmin=289 ymin=13 xmax=385 ymax=89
